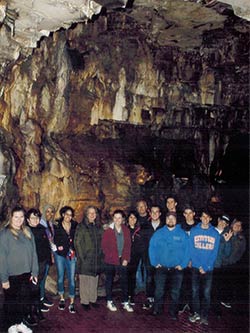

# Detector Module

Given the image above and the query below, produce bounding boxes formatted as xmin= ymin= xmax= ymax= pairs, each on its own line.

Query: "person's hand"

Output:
xmin=223 ymin=229 xmax=233 ymax=242
xmin=175 ymin=265 xmax=182 ymax=270
xmin=122 ymin=260 xmax=128 ymax=266
xmin=188 ymin=261 xmax=192 ymax=268
xmin=2 ymin=281 xmax=10 ymax=289
xmin=51 ymin=243 xmax=57 ymax=252
xmin=199 ymin=267 xmax=205 ymax=274
xmin=32 ymin=276 xmax=38 ymax=284
xmin=156 ymin=264 xmax=162 ymax=268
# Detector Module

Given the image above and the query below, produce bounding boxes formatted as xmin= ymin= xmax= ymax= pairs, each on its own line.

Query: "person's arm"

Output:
xmin=148 ymin=232 xmax=160 ymax=267
xmin=54 ymin=226 xmax=64 ymax=253
xmin=179 ymin=233 xmax=190 ymax=269
xmin=0 ymin=231 xmax=10 ymax=287
xmin=30 ymin=232 xmax=39 ymax=278
xmin=203 ymin=232 xmax=220 ymax=272
xmin=122 ymin=226 xmax=131 ymax=264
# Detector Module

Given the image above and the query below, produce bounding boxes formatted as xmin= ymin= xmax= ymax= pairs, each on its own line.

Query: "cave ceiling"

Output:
xmin=0 ymin=0 xmax=249 ymax=76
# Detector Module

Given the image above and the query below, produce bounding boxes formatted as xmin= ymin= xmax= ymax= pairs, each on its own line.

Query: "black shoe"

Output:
xmin=69 ymin=303 xmax=76 ymax=314
xmin=58 ymin=299 xmax=66 ymax=311
xmin=23 ymin=315 xmax=38 ymax=327
xmin=169 ymin=311 xmax=178 ymax=320
xmin=142 ymin=298 xmax=154 ymax=310
xmin=152 ymin=310 xmax=161 ymax=316
xmin=42 ymin=297 xmax=54 ymax=307
xmin=40 ymin=303 xmax=50 ymax=312
xmin=90 ymin=302 xmax=100 ymax=308
xmin=169 ymin=313 xmax=178 ymax=321
xmin=178 ymin=303 xmax=190 ymax=314
xmin=81 ymin=304 xmax=90 ymax=311
xmin=128 ymin=296 xmax=135 ymax=305
xmin=36 ymin=311 xmax=46 ymax=322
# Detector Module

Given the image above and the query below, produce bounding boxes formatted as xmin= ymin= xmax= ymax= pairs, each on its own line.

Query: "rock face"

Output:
xmin=0 ymin=7 xmax=249 ymax=221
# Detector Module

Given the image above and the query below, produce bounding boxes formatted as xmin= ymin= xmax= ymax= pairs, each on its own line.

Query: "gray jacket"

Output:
xmin=0 ymin=228 xmax=39 ymax=283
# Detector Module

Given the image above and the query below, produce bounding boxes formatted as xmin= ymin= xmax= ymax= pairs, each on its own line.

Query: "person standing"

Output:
xmin=149 ymin=212 xmax=190 ymax=319
xmin=220 ymin=218 xmax=246 ymax=310
xmin=39 ymin=204 xmax=57 ymax=309
xmin=74 ymin=206 xmax=104 ymax=311
xmin=136 ymin=200 xmax=150 ymax=227
xmin=101 ymin=210 xmax=133 ymax=312
xmin=141 ymin=205 xmax=164 ymax=310
xmin=178 ymin=205 xmax=198 ymax=314
xmin=212 ymin=214 xmax=232 ymax=317
xmin=189 ymin=209 xmax=220 ymax=326
xmin=54 ymin=206 xmax=78 ymax=314
xmin=0 ymin=206 xmax=39 ymax=333
xmin=135 ymin=200 xmax=150 ymax=292
xmin=126 ymin=210 xmax=144 ymax=305
xmin=27 ymin=208 xmax=52 ymax=321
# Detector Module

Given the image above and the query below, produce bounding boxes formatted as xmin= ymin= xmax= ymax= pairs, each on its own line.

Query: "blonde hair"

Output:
xmin=6 ymin=206 xmax=31 ymax=240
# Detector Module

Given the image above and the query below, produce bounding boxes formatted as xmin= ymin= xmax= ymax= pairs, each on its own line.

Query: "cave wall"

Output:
xmin=0 ymin=12 xmax=249 ymax=221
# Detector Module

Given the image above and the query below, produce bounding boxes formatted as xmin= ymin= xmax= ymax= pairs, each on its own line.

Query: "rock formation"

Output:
xmin=0 ymin=1 xmax=249 ymax=222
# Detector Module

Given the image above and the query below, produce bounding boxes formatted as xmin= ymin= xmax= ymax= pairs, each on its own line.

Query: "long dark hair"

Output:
xmin=57 ymin=206 xmax=75 ymax=223
xmin=126 ymin=210 xmax=139 ymax=228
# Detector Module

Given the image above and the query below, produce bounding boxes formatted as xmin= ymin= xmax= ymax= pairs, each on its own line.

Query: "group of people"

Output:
xmin=0 ymin=195 xmax=246 ymax=332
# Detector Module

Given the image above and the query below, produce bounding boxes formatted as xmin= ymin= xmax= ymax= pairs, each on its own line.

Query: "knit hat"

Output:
xmin=219 ymin=214 xmax=230 ymax=224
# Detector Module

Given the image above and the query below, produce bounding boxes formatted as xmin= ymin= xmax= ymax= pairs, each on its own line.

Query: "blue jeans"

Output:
xmin=136 ymin=259 xmax=146 ymax=291
xmin=40 ymin=263 xmax=50 ymax=299
xmin=105 ymin=263 xmax=128 ymax=303
xmin=154 ymin=267 xmax=183 ymax=315
xmin=191 ymin=268 xmax=213 ymax=320
xmin=55 ymin=254 xmax=76 ymax=298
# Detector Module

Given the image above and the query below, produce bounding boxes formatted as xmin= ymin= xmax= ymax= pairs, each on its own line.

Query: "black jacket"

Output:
xmin=30 ymin=224 xmax=51 ymax=264
xmin=141 ymin=220 xmax=164 ymax=261
xmin=128 ymin=225 xmax=144 ymax=257
xmin=54 ymin=220 xmax=78 ymax=258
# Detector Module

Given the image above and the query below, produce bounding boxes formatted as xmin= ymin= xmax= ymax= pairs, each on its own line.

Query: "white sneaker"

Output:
xmin=123 ymin=302 xmax=134 ymax=312
xmin=16 ymin=322 xmax=33 ymax=333
xmin=107 ymin=301 xmax=117 ymax=312
xmin=8 ymin=325 xmax=19 ymax=333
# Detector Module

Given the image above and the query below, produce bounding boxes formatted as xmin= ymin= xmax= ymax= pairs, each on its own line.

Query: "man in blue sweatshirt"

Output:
xmin=189 ymin=209 xmax=220 ymax=326
xmin=149 ymin=212 xmax=189 ymax=319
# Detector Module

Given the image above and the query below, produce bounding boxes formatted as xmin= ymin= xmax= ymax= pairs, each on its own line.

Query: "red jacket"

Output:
xmin=101 ymin=224 xmax=131 ymax=265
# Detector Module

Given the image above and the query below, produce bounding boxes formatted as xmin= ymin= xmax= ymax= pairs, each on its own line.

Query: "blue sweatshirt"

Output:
xmin=149 ymin=224 xmax=190 ymax=269
xmin=190 ymin=222 xmax=220 ymax=272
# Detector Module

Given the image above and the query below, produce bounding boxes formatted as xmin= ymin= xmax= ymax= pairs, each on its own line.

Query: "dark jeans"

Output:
xmin=144 ymin=255 xmax=156 ymax=298
xmin=219 ymin=264 xmax=245 ymax=305
xmin=211 ymin=267 xmax=224 ymax=316
xmin=105 ymin=263 xmax=129 ymax=303
xmin=3 ymin=273 xmax=33 ymax=329
xmin=127 ymin=251 xmax=141 ymax=298
xmin=40 ymin=262 xmax=50 ymax=300
xmin=191 ymin=268 xmax=213 ymax=320
xmin=179 ymin=266 xmax=193 ymax=311
xmin=154 ymin=267 xmax=183 ymax=315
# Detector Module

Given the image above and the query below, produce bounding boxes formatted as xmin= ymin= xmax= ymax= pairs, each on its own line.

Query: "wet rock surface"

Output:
xmin=0 ymin=7 xmax=248 ymax=221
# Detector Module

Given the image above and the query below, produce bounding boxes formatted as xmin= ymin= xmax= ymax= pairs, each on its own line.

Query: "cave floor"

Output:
xmin=32 ymin=292 xmax=248 ymax=333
